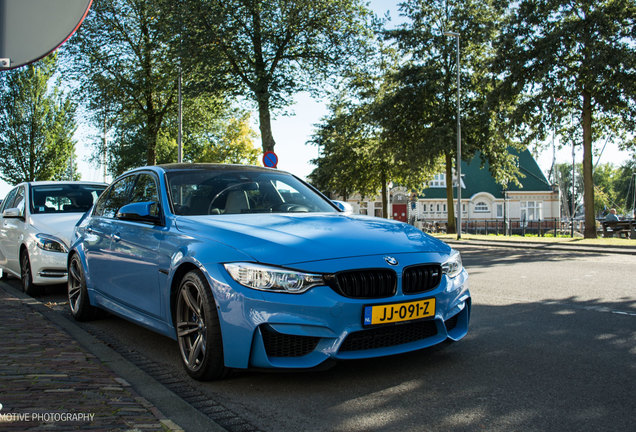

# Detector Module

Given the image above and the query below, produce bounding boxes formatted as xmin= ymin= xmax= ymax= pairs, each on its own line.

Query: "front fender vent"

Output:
xmin=260 ymin=325 xmax=320 ymax=358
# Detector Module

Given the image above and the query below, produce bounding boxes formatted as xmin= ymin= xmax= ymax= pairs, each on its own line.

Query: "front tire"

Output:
xmin=175 ymin=270 xmax=228 ymax=381
xmin=68 ymin=254 xmax=99 ymax=321
xmin=21 ymin=251 xmax=42 ymax=296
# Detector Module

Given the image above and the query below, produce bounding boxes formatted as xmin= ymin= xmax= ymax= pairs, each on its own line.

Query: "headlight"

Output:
xmin=35 ymin=234 xmax=68 ymax=253
xmin=224 ymin=263 xmax=324 ymax=294
xmin=441 ymin=250 xmax=463 ymax=278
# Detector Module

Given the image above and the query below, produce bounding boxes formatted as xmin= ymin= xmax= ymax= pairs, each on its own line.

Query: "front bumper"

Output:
xmin=208 ymin=252 xmax=470 ymax=370
xmin=27 ymin=242 xmax=68 ymax=285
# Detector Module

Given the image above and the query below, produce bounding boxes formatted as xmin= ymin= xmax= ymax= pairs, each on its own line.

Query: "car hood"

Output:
xmin=175 ymin=213 xmax=450 ymax=265
xmin=29 ymin=213 xmax=85 ymax=247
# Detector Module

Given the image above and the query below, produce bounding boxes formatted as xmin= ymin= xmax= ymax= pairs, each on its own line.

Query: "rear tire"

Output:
xmin=175 ymin=270 xmax=228 ymax=381
xmin=67 ymin=254 xmax=99 ymax=321
xmin=21 ymin=251 xmax=42 ymax=297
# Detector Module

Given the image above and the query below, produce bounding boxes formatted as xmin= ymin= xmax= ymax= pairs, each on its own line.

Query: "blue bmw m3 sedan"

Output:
xmin=68 ymin=164 xmax=470 ymax=380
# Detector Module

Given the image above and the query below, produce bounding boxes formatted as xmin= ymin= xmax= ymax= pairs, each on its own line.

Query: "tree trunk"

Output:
xmin=381 ymin=170 xmax=388 ymax=219
xmin=445 ymin=152 xmax=457 ymax=234
xmin=146 ymin=115 xmax=157 ymax=166
xmin=582 ymin=89 xmax=596 ymax=238
xmin=256 ymin=91 xmax=276 ymax=153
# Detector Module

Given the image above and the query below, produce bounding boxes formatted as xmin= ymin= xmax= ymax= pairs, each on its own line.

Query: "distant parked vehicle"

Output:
xmin=68 ymin=164 xmax=470 ymax=380
xmin=0 ymin=181 xmax=107 ymax=295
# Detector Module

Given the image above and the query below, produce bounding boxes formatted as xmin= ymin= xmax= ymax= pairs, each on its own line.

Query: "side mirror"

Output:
xmin=332 ymin=200 xmax=354 ymax=214
xmin=116 ymin=201 xmax=161 ymax=224
xmin=2 ymin=208 xmax=23 ymax=219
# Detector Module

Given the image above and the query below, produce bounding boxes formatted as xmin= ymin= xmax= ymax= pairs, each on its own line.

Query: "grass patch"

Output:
xmin=430 ymin=233 xmax=635 ymax=246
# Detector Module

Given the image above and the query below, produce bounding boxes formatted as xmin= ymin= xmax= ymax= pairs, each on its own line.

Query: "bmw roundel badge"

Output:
xmin=384 ymin=256 xmax=398 ymax=266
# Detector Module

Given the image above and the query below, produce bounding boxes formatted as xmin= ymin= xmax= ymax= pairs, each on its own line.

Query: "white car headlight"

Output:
xmin=441 ymin=250 xmax=463 ymax=278
xmin=35 ymin=234 xmax=68 ymax=253
xmin=224 ymin=263 xmax=324 ymax=294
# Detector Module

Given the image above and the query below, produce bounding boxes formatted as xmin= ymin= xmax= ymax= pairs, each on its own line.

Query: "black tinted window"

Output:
xmin=130 ymin=173 xmax=160 ymax=217
xmin=94 ymin=176 xmax=135 ymax=218
xmin=166 ymin=169 xmax=335 ymax=216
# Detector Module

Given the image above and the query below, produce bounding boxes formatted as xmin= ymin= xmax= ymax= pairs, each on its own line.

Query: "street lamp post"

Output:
xmin=178 ymin=66 xmax=183 ymax=163
xmin=445 ymin=31 xmax=462 ymax=240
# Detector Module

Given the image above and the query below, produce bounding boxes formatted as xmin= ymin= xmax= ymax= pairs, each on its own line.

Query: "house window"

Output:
xmin=496 ymin=203 xmax=503 ymax=218
xmin=422 ymin=203 xmax=427 ymax=212
xmin=521 ymin=201 xmax=542 ymax=220
xmin=442 ymin=204 xmax=447 ymax=212
xmin=436 ymin=203 xmax=440 ymax=212
xmin=429 ymin=174 xmax=446 ymax=188
xmin=474 ymin=201 xmax=489 ymax=213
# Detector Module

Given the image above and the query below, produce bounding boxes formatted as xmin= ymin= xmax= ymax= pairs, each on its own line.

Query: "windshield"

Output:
xmin=166 ymin=169 xmax=337 ymax=215
xmin=30 ymin=184 xmax=106 ymax=214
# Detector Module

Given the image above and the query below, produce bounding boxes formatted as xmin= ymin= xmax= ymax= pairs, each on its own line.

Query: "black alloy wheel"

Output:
xmin=67 ymin=254 xmax=99 ymax=321
xmin=175 ymin=270 xmax=228 ymax=381
xmin=21 ymin=251 xmax=41 ymax=296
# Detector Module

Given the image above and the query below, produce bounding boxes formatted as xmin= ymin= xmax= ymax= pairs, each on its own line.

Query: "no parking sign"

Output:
xmin=262 ymin=151 xmax=278 ymax=168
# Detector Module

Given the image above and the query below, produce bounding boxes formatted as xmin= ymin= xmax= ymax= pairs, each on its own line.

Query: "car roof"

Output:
xmin=123 ymin=163 xmax=290 ymax=176
xmin=20 ymin=181 xmax=108 ymax=187
xmin=157 ymin=163 xmax=283 ymax=173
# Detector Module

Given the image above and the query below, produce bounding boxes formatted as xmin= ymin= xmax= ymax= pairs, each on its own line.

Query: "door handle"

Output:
xmin=112 ymin=233 xmax=121 ymax=242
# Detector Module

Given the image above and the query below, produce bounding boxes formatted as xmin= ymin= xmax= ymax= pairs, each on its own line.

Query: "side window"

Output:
xmin=1 ymin=188 xmax=18 ymax=213
xmin=13 ymin=187 xmax=26 ymax=215
xmin=130 ymin=173 xmax=160 ymax=217
xmin=93 ymin=176 xmax=135 ymax=218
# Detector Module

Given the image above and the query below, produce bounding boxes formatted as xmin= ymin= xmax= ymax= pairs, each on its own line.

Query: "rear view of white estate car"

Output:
xmin=0 ymin=181 xmax=106 ymax=296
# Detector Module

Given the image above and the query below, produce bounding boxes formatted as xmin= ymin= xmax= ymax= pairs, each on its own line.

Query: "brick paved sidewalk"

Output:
xmin=0 ymin=285 xmax=183 ymax=431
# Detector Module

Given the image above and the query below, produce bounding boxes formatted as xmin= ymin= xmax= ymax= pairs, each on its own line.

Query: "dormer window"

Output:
xmin=474 ymin=201 xmax=489 ymax=212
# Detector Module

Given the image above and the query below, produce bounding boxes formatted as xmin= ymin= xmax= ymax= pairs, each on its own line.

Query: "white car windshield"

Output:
xmin=31 ymin=184 xmax=106 ymax=214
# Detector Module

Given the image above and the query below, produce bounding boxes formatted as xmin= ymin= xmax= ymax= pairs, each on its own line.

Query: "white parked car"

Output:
xmin=0 ymin=181 xmax=107 ymax=295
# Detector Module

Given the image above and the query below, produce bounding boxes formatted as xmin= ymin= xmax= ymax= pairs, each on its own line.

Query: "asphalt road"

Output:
xmin=22 ymin=246 xmax=636 ymax=432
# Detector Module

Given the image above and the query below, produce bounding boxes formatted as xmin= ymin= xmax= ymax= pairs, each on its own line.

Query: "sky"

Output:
xmin=0 ymin=0 xmax=632 ymax=198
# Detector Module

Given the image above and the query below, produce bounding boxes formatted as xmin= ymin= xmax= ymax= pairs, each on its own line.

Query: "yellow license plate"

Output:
xmin=363 ymin=298 xmax=435 ymax=326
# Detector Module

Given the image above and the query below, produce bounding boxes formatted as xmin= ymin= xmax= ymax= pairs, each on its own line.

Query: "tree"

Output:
xmin=182 ymin=0 xmax=372 ymax=153
xmin=65 ymin=0 xmax=185 ymax=167
xmin=554 ymin=163 xmax=583 ymax=219
xmin=610 ymin=156 xmax=636 ymax=215
xmin=156 ymin=109 xmax=260 ymax=166
xmin=382 ymin=0 xmax=522 ymax=232
xmin=0 ymin=54 xmax=77 ymax=184
xmin=310 ymin=65 xmax=441 ymax=218
xmin=493 ymin=0 xmax=636 ymax=237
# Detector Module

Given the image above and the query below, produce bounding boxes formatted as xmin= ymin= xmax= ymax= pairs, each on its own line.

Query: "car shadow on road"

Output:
xmin=216 ymin=296 xmax=634 ymax=432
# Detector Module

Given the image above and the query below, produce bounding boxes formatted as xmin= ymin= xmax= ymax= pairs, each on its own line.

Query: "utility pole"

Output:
xmin=178 ymin=67 xmax=183 ymax=163
xmin=444 ymin=31 xmax=462 ymax=240
xmin=103 ymin=114 xmax=107 ymax=183
xmin=571 ymin=144 xmax=575 ymax=237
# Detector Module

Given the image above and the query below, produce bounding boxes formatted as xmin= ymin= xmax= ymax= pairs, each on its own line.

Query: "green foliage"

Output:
xmin=493 ymin=0 xmax=636 ymax=236
xmin=312 ymin=0 xmax=525 ymax=223
xmin=601 ymin=156 xmax=636 ymax=216
xmin=0 ymin=54 xmax=77 ymax=183
xmin=554 ymin=163 xmax=584 ymax=218
xmin=157 ymin=110 xmax=260 ymax=166
xmin=65 ymin=0 xmax=257 ymax=176
xmin=65 ymin=0 xmax=181 ymax=168
xmin=181 ymin=0 xmax=373 ymax=153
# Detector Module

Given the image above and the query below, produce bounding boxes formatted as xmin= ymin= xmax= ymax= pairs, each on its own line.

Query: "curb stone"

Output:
xmin=0 ymin=283 xmax=227 ymax=432
xmin=442 ymin=238 xmax=636 ymax=255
